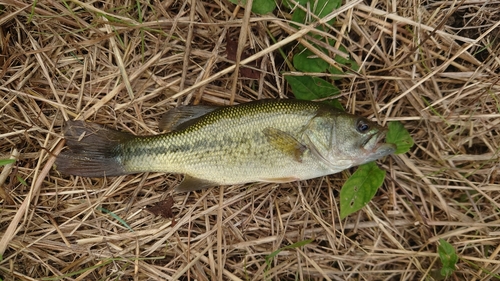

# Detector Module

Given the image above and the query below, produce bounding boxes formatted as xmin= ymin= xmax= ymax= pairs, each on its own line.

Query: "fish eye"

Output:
xmin=356 ymin=119 xmax=370 ymax=133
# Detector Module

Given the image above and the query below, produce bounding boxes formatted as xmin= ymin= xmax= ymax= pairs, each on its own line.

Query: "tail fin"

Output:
xmin=55 ymin=120 xmax=132 ymax=177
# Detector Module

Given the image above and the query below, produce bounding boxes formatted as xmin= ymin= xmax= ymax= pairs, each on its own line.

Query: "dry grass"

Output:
xmin=1 ymin=0 xmax=500 ymax=280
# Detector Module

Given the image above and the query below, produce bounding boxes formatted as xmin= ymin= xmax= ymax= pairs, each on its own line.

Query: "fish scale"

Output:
xmin=122 ymin=101 xmax=318 ymax=176
xmin=56 ymin=99 xmax=396 ymax=192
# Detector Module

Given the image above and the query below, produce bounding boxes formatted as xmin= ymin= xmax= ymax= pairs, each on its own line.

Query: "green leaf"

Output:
xmin=285 ymin=75 xmax=340 ymax=99
xmin=293 ymin=43 xmax=359 ymax=77
xmin=327 ymin=64 xmax=344 ymax=79
xmin=289 ymin=0 xmax=309 ymax=22
xmin=331 ymin=46 xmax=360 ymax=73
xmin=326 ymin=45 xmax=359 ymax=80
xmin=322 ymin=99 xmax=344 ymax=110
xmin=291 ymin=6 xmax=306 ymax=24
xmin=291 ymin=0 xmax=341 ymax=25
xmin=294 ymin=45 xmax=359 ymax=79
xmin=340 ymin=162 xmax=386 ymax=219
xmin=228 ymin=0 xmax=276 ymax=14
xmin=386 ymin=121 xmax=414 ymax=154
xmin=314 ymin=0 xmax=342 ymax=20
xmin=16 ymin=175 xmax=28 ymax=186
xmin=265 ymin=238 xmax=313 ymax=267
xmin=97 ymin=207 xmax=134 ymax=232
xmin=438 ymin=239 xmax=458 ymax=277
xmin=285 ymin=75 xmax=343 ymax=109
xmin=332 ymin=55 xmax=359 ymax=73
xmin=293 ymin=49 xmax=328 ymax=73
xmin=0 ymin=159 xmax=15 ymax=166
xmin=251 ymin=0 xmax=276 ymax=14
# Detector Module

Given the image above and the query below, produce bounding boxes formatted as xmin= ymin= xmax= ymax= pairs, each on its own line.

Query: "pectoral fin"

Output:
xmin=175 ymin=175 xmax=217 ymax=192
xmin=159 ymin=105 xmax=220 ymax=132
xmin=263 ymin=127 xmax=306 ymax=162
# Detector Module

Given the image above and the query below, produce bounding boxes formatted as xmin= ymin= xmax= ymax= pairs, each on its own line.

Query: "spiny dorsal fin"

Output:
xmin=159 ymin=105 xmax=220 ymax=132
xmin=262 ymin=127 xmax=306 ymax=162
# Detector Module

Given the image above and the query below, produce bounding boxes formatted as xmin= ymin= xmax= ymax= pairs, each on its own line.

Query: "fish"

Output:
xmin=55 ymin=99 xmax=396 ymax=192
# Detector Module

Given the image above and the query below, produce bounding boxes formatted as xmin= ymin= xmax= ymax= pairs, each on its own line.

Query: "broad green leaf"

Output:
xmin=327 ymin=45 xmax=359 ymax=79
xmin=294 ymin=45 xmax=359 ymax=80
xmin=289 ymin=0 xmax=309 ymax=5
xmin=438 ymin=239 xmax=458 ymax=277
xmin=291 ymin=0 xmax=341 ymax=25
xmin=229 ymin=0 xmax=276 ymax=14
xmin=291 ymin=8 xmax=306 ymax=24
xmin=340 ymin=162 xmax=386 ymax=219
xmin=0 ymin=159 xmax=15 ymax=166
xmin=281 ymin=0 xmax=294 ymax=9
xmin=251 ymin=0 xmax=276 ymax=14
xmin=285 ymin=75 xmax=343 ymax=109
xmin=289 ymin=0 xmax=309 ymax=23
xmin=332 ymin=46 xmax=359 ymax=72
xmin=328 ymin=64 xmax=343 ymax=77
xmin=315 ymin=0 xmax=342 ymax=19
xmin=293 ymin=49 xmax=328 ymax=72
xmin=322 ymin=99 xmax=344 ymax=110
xmin=285 ymin=75 xmax=340 ymax=99
xmin=332 ymin=54 xmax=359 ymax=72
xmin=386 ymin=121 xmax=414 ymax=154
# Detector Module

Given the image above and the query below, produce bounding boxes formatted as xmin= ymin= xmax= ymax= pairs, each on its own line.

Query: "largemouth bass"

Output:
xmin=56 ymin=99 xmax=396 ymax=191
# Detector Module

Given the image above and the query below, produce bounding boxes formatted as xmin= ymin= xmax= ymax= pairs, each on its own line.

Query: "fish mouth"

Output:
xmin=364 ymin=130 xmax=396 ymax=157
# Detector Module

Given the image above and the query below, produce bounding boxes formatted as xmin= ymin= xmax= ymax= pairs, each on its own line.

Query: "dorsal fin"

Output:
xmin=159 ymin=105 xmax=220 ymax=132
